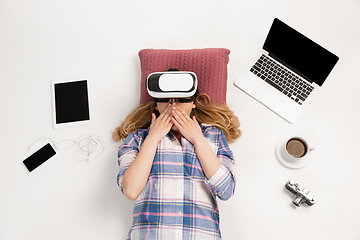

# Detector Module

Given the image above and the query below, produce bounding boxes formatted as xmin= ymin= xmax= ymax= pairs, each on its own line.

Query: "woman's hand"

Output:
xmin=148 ymin=103 xmax=174 ymax=142
xmin=171 ymin=106 xmax=204 ymax=144
xmin=121 ymin=103 xmax=175 ymax=200
xmin=172 ymin=105 xmax=222 ymax=179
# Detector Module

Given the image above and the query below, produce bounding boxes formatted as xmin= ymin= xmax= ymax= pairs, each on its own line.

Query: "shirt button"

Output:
xmin=178 ymin=211 xmax=182 ymax=215
xmin=178 ymin=163 xmax=183 ymax=166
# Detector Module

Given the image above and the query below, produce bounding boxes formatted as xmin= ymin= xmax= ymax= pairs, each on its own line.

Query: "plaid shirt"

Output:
xmin=117 ymin=124 xmax=235 ymax=240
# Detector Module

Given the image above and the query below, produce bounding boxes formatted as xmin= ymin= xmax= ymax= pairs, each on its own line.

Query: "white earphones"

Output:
xmin=28 ymin=135 xmax=104 ymax=161
xmin=28 ymin=138 xmax=56 ymax=151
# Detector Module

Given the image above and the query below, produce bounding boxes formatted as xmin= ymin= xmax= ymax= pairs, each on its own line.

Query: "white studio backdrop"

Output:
xmin=1 ymin=0 xmax=360 ymax=239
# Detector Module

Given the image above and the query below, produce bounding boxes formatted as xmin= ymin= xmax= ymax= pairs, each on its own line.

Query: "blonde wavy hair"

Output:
xmin=113 ymin=93 xmax=241 ymax=143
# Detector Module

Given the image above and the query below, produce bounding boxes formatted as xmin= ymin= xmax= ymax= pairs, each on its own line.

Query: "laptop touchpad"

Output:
xmin=256 ymin=83 xmax=282 ymax=108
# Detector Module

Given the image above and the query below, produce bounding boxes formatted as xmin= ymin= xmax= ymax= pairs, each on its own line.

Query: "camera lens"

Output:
xmin=293 ymin=195 xmax=304 ymax=207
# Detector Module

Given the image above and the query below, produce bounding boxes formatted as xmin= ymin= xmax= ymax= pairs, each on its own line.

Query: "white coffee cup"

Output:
xmin=281 ymin=136 xmax=315 ymax=161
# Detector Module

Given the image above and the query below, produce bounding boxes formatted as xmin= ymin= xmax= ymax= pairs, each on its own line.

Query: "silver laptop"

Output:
xmin=234 ymin=18 xmax=339 ymax=123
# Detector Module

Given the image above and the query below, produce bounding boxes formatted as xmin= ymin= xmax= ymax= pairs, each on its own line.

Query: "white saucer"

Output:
xmin=275 ymin=136 xmax=312 ymax=169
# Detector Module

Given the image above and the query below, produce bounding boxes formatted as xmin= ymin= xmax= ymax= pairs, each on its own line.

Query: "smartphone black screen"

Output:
xmin=23 ymin=143 xmax=56 ymax=172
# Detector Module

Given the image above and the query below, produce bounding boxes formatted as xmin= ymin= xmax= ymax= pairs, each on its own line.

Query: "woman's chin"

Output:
xmin=171 ymin=125 xmax=179 ymax=131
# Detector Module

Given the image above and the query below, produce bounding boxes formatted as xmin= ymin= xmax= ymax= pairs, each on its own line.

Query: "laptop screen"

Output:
xmin=263 ymin=18 xmax=339 ymax=86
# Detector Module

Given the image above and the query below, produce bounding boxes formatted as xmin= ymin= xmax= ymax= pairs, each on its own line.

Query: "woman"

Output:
xmin=113 ymin=93 xmax=241 ymax=240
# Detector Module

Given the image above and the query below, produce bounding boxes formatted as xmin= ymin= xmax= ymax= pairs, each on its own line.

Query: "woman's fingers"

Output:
xmin=149 ymin=103 xmax=175 ymax=142
xmin=172 ymin=106 xmax=189 ymax=126
xmin=171 ymin=107 xmax=191 ymax=133
xmin=160 ymin=103 xmax=173 ymax=119
xmin=171 ymin=106 xmax=203 ymax=144
xmin=163 ymin=103 xmax=174 ymax=124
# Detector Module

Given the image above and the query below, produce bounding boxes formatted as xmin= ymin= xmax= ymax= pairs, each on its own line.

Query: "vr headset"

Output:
xmin=146 ymin=70 xmax=198 ymax=99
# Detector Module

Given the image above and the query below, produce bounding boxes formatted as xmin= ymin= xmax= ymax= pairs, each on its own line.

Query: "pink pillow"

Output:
xmin=138 ymin=48 xmax=230 ymax=104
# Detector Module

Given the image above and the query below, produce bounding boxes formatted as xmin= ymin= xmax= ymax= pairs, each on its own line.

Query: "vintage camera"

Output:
xmin=285 ymin=180 xmax=317 ymax=207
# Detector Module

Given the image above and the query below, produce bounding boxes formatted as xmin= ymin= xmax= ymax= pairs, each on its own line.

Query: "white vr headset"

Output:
xmin=146 ymin=70 xmax=198 ymax=98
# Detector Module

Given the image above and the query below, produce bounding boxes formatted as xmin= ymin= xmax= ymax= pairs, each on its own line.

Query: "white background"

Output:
xmin=1 ymin=0 xmax=360 ymax=239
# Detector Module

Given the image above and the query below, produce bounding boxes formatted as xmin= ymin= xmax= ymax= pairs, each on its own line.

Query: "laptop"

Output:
xmin=234 ymin=18 xmax=339 ymax=123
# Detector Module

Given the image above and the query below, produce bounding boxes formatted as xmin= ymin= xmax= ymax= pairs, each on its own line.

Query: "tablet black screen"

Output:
xmin=54 ymin=80 xmax=90 ymax=124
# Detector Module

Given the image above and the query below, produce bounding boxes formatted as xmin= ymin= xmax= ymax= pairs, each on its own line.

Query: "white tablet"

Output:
xmin=51 ymin=74 xmax=92 ymax=129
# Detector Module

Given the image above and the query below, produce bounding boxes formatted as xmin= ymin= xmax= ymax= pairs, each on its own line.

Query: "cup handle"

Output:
xmin=309 ymin=145 xmax=315 ymax=151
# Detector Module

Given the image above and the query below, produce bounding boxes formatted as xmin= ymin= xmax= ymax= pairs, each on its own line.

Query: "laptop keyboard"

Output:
xmin=250 ymin=54 xmax=314 ymax=105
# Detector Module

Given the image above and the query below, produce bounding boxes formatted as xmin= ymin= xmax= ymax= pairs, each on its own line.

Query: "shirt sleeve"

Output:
xmin=206 ymin=129 xmax=236 ymax=201
xmin=116 ymin=131 xmax=141 ymax=194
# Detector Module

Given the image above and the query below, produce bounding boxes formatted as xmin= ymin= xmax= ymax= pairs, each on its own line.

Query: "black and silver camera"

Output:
xmin=285 ymin=180 xmax=317 ymax=207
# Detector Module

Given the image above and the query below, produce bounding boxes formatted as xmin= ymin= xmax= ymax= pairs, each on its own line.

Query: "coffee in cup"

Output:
xmin=277 ymin=135 xmax=315 ymax=168
xmin=286 ymin=138 xmax=308 ymax=158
